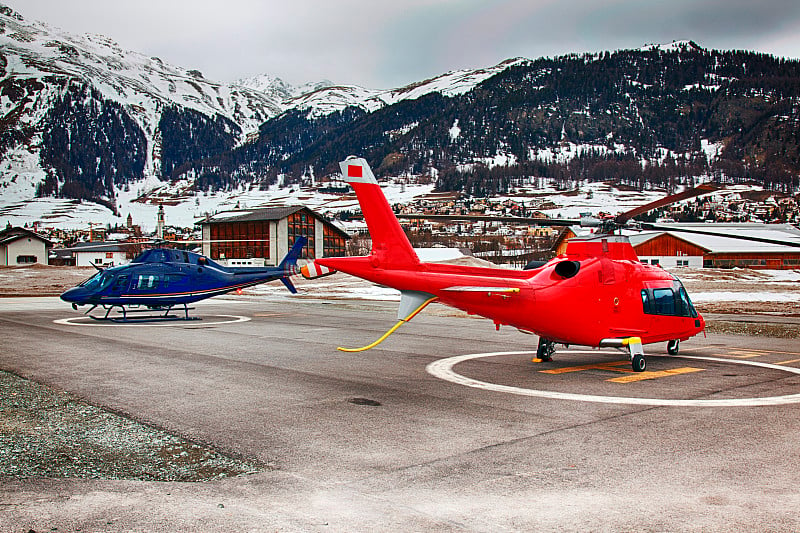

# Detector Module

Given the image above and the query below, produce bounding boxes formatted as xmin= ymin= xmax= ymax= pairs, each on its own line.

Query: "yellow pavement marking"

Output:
xmin=607 ymin=367 xmax=704 ymax=383
xmin=539 ymin=360 xmax=705 ymax=384
xmin=770 ymin=350 xmax=800 ymax=356
xmin=776 ymin=358 xmax=800 ymax=366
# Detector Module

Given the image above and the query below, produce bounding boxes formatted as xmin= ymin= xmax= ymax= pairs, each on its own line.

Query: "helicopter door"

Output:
xmin=110 ymin=274 xmax=130 ymax=294
xmin=165 ymin=273 xmax=189 ymax=292
xmin=641 ymin=285 xmax=698 ymax=340
xmin=640 ymin=287 xmax=675 ymax=333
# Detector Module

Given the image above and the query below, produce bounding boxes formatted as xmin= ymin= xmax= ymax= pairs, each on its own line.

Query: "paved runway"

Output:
xmin=1 ymin=296 xmax=799 ymax=531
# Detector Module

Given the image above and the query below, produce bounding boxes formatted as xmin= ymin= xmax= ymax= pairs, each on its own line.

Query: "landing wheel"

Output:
xmin=536 ymin=338 xmax=555 ymax=362
xmin=631 ymin=354 xmax=646 ymax=372
xmin=667 ymin=339 xmax=680 ymax=355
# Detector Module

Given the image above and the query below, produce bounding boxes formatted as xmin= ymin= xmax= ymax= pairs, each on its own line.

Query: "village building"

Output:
xmin=200 ymin=206 xmax=348 ymax=266
xmin=552 ymin=223 xmax=800 ymax=270
xmin=60 ymin=241 xmax=135 ymax=268
xmin=630 ymin=223 xmax=800 ymax=269
xmin=0 ymin=226 xmax=53 ymax=265
xmin=552 ymin=223 xmax=800 ymax=269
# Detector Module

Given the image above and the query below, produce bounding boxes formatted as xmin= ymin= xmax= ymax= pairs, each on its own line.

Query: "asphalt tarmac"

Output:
xmin=1 ymin=296 xmax=799 ymax=532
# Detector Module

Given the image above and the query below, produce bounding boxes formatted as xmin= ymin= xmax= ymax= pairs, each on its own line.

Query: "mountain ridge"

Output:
xmin=1 ymin=3 xmax=799 ymax=232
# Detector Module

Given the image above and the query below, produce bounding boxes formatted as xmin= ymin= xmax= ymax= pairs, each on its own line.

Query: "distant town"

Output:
xmin=3 ymin=182 xmax=799 ymax=270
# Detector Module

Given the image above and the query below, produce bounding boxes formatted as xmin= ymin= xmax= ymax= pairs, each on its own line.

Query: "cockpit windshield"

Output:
xmin=677 ymin=284 xmax=698 ymax=318
xmin=79 ymin=271 xmax=115 ymax=291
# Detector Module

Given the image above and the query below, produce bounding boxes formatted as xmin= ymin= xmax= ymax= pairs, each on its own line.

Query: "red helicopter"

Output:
xmin=300 ymin=157 xmax=748 ymax=371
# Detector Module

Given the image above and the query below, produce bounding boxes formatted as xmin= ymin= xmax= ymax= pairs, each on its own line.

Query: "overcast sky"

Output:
xmin=6 ymin=0 xmax=800 ymax=89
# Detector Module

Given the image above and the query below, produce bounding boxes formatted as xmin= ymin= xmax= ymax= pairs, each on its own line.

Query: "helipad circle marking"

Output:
xmin=53 ymin=315 xmax=251 ymax=327
xmin=426 ymin=350 xmax=800 ymax=407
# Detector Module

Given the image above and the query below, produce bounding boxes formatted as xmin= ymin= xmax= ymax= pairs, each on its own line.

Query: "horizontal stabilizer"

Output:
xmin=280 ymin=277 xmax=298 ymax=294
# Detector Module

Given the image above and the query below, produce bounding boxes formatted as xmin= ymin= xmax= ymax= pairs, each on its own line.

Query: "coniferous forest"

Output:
xmin=30 ymin=43 xmax=800 ymax=203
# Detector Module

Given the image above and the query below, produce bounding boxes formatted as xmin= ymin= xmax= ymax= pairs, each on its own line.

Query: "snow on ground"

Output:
xmin=0 ymin=175 xmax=437 ymax=233
xmin=690 ymin=291 xmax=800 ymax=303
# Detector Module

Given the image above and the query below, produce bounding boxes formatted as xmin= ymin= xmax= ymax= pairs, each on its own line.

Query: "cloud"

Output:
xmin=6 ymin=0 xmax=800 ymax=89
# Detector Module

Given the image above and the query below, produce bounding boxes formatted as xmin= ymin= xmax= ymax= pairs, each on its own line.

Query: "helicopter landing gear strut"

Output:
xmin=623 ymin=337 xmax=646 ymax=372
xmin=536 ymin=338 xmax=555 ymax=362
xmin=600 ymin=337 xmax=646 ymax=372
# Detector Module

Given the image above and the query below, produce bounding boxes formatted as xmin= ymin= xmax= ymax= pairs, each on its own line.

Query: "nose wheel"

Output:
xmin=624 ymin=337 xmax=646 ymax=372
xmin=667 ymin=339 xmax=680 ymax=355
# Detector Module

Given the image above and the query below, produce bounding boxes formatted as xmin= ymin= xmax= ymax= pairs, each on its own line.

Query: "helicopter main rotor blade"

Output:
xmin=395 ymin=213 xmax=582 ymax=226
xmin=640 ymin=223 xmax=800 ymax=248
xmin=615 ymin=182 xmax=720 ymax=225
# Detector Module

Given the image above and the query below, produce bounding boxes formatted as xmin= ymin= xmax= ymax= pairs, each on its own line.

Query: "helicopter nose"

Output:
xmin=696 ymin=313 xmax=706 ymax=332
xmin=60 ymin=286 xmax=85 ymax=303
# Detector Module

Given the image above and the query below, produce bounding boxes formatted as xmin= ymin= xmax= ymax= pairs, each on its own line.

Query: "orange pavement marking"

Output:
xmin=607 ymin=367 xmax=704 ymax=383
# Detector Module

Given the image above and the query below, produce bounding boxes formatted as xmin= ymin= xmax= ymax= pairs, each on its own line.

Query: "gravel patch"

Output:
xmin=0 ymin=370 xmax=263 ymax=481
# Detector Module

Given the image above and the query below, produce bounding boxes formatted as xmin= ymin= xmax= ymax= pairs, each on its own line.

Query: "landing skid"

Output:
xmin=84 ymin=303 xmax=200 ymax=323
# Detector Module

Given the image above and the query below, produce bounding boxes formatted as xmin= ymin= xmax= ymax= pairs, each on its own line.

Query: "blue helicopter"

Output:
xmin=60 ymin=237 xmax=307 ymax=322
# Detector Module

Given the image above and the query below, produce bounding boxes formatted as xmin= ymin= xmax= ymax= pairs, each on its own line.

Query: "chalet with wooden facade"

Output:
xmin=551 ymin=223 xmax=800 ymax=269
xmin=200 ymin=206 xmax=348 ymax=266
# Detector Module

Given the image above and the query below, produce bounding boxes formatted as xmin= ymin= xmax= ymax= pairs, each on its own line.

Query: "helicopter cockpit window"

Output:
xmin=652 ymin=288 xmax=676 ymax=315
xmin=111 ymin=275 xmax=129 ymax=292
xmin=80 ymin=272 xmax=114 ymax=291
xmin=642 ymin=285 xmax=697 ymax=318
xmin=677 ymin=286 xmax=698 ymax=318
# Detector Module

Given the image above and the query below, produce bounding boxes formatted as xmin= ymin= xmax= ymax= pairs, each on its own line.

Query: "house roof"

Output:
xmin=0 ymin=227 xmax=53 ymax=247
xmin=629 ymin=223 xmax=800 ymax=254
xmin=201 ymin=206 xmax=349 ymax=238
xmin=203 ymin=206 xmax=305 ymax=223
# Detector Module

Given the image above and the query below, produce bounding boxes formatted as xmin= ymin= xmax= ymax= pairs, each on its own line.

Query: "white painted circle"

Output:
xmin=426 ymin=350 xmax=800 ymax=407
xmin=53 ymin=315 xmax=251 ymax=327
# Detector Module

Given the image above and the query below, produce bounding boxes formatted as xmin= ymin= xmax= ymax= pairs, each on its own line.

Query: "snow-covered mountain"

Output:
xmin=0 ymin=3 xmax=522 ymax=231
xmin=286 ymin=58 xmax=528 ymax=118
xmin=0 ymin=3 xmax=528 ymax=231
xmin=0 ymin=0 xmax=294 ymax=218
xmin=3 ymin=2 xmax=797 ymax=236
xmin=0 ymin=7 xmax=289 ymax=133
xmin=234 ymin=74 xmax=336 ymax=103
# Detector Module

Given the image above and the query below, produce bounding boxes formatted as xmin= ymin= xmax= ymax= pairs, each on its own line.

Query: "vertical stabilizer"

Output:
xmin=339 ymin=157 xmax=419 ymax=267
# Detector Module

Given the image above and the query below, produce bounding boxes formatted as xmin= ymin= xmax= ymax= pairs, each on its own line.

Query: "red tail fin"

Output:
xmin=339 ymin=157 xmax=419 ymax=267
